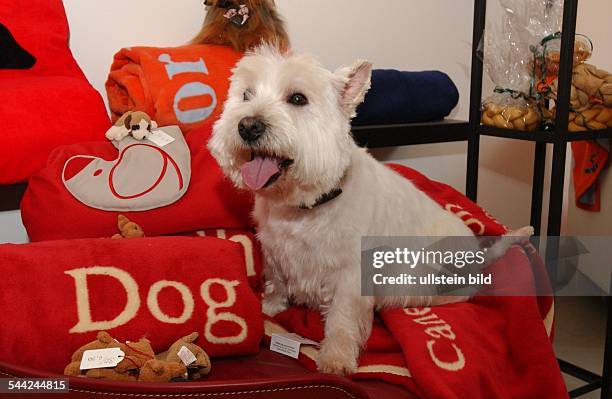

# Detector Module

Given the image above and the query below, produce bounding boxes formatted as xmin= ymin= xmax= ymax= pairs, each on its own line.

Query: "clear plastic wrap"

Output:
xmin=481 ymin=0 xmax=563 ymax=131
xmin=536 ymin=33 xmax=593 ymax=102
xmin=536 ymin=32 xmax=612 ymax=131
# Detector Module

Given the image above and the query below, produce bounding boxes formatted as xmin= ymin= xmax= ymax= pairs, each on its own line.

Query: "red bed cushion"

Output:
xmin=21 ymin=123 xmax=254 ymax=241
xmin=0 ymin=0 xmax=110 ymax=184
xmin=0 ymin=236 xmax=263 ymax=374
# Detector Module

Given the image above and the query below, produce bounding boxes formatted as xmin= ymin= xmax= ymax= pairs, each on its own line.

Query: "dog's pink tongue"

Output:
xmin=241 ymin=156 xmax=280 ymax=190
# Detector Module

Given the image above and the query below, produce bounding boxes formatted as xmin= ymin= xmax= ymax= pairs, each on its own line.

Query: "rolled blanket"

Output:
xmin=106 ymin=45 xmax=242 ymax=133
xmin=353 ymin=70 xmax=459 ymax=126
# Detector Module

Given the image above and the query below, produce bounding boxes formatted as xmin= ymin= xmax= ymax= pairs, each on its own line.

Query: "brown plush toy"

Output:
xmin=64 ymin=331 xmax=122 ymax=377
xmin=139 ymin=360 xmax=188 ymax=383
xmin=65 ymin=332 xmax=211 ymax=383
xmin=112 ymin=215 xmax=145 ymax=239
xmin=106 ymin=111 xmax=157 ymax=141
xmin=165 ymin=332 xmax=212 ymax=380
xmin=114 ymin=338 xmax=156 ymax=375
xmin=64 ymin=332 xmax=153 ymax=381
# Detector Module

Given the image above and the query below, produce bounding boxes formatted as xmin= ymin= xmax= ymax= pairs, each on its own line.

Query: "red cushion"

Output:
xmin=0 ymin=76 xmax=110 ymax=184
xmin=0 ymin=0 xmax=83 ymax=78
xmin=21 ymin=124 xmax=254 ymax=241
xmin=0 ymin=0 xmax=111 ymax=184
xmin=0 ymin=236 xmax=263 ymax=374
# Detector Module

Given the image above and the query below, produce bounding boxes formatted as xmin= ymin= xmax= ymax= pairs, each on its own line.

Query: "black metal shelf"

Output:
xmin=466 ymin=1 xmax=611 ymax=398
xmin=352 ymin=119 xmax=468 ymax=148
xmin=480 ymin=125 xmax=612 ymax=143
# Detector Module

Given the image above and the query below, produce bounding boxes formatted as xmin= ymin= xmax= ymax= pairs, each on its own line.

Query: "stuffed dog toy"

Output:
xmin=105 ymin=111 xmax=158 ymax=141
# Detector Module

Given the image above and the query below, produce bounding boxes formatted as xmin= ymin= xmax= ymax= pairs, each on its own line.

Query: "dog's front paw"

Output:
xmin=316 ymin=342 xmax=358 ymax=376
xmin=105 ymin=126 xmax=129 ymax=141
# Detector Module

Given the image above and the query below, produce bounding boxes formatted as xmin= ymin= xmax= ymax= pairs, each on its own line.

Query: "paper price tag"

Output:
xmin=270 ymin=333 xmax=319 ymax=359
xmin=147 ymin=130 xmax=175 ymax=147
xmin=177 ymin=346 xmax=197 ymax=366
xmin=79 ymin=348 xmax=125 ymax=370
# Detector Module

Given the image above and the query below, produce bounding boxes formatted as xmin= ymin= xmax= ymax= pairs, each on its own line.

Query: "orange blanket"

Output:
xmin=106 ymin=45 xmax=242 ymax=133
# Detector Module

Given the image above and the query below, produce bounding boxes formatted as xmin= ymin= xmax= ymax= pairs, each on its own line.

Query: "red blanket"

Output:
xmin=0 ymin=236 xmax=263 ymax=374
xmin=264 ymin=164 xmax=567 ymax=399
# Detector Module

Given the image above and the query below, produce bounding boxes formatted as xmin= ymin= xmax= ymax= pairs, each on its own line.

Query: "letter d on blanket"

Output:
xmin=65 ymin=266 xmax=141 ymax=333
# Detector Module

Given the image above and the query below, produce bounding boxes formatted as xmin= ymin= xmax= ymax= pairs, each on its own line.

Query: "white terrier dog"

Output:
xmin=208 ymin=45 xmax=533 ymax=375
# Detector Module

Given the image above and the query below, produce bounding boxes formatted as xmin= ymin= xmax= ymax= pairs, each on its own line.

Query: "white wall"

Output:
xmin=0 ymin=211 xmax=28 ymax=244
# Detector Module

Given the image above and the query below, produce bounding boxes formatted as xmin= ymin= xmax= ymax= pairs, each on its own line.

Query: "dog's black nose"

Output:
xmin=238 ymin=117 xmax=266 ymax=143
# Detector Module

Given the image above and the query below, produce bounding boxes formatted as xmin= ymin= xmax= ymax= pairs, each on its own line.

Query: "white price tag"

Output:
xmin=147 ymin=130 xmax=175 ymax=147
xmin=177 ymin=346 xmax=197 ymax=366
xmin=270 ymin=333 xmax=319 ymax=359
xmin=79 ymin=348 xmax=125 ymax=370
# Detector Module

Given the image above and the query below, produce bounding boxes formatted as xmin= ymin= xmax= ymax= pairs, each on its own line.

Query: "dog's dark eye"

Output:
xmin=243 ymin=90 xmax=253 ymax=102
xmin=287 ymin=93 xmax=308 ymax=106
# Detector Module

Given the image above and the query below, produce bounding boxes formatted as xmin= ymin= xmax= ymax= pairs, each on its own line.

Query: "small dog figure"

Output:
xmin=208 ymin=45 xmax=533 ymax=375
xmin=106 ymin=111 xmax=158 ymax=141
xmin=194 ymin=0 xmax=289 ymax=52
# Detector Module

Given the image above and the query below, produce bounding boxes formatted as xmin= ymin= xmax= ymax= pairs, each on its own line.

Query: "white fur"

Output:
xmin=208 ymin=45 xmax=533 ymax=375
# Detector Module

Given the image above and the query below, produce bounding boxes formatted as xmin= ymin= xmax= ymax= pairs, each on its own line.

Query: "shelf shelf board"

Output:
xmin=479 ymin=125 xmax=612 ymax=143
xmin=566 ymin=128 xmax=612 ymax=141
xmin=479 ymin=125 xmax=555 ymax=142
xmin=352 ymin=119 xmax=468 ymax=148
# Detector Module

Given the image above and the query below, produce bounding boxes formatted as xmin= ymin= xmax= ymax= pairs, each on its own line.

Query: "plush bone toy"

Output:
xmin=106 ymin=111 xmax=158 ymax=141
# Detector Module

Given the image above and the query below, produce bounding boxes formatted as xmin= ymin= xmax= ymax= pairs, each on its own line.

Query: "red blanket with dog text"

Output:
xmin=264 ymin=164 xmax=568 ymax=399
xmin=0 ymin=236 xmax=263 ymax=374
xmin=106 ymin=45 xmax=241 ymax=134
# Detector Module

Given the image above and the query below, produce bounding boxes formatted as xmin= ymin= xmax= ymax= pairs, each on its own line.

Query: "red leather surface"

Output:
xmin=0 ymin=349 xmax=417 ymax=399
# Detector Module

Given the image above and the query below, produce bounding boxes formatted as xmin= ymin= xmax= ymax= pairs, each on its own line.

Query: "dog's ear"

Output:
xmin=334 ymin=60 xmax=373 ymax=116
xmin=124 ymin=114 xmax=133 ymax=130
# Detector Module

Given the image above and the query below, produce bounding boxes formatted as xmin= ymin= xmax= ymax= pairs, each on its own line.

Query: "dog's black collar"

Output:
xmin=299 ymin=188 xmax=343 ymax=210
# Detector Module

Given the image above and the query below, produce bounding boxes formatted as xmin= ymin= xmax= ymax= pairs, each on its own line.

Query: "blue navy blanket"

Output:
xmin=353 ymin=69 xmax=459 ymax=126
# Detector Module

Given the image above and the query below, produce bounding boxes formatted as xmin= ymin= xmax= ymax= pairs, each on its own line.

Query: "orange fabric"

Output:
xmin=571 ymin=140 xmax=609 ymax=212
xmin=106 ymin=45 xmax=242 ymax=133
